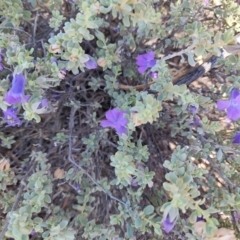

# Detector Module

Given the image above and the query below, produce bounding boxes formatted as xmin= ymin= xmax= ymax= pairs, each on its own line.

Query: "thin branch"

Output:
xmin=67 ymin=106 xmax=131 ymax=210
xmin=0 ymin=27 xmax=31 ymax=38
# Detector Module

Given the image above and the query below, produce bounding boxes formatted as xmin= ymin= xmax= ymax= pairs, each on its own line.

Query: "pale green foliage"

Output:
xmin=0 ymin=0 xmax=31 ymax=26
xmin=162 ymin=146 xmax=219 ymax=235
xmin=0 ymin=133 xmax=15 ymax=149
xmin=1 ymin=0 xmax=240 ymax=239
xmin=131 ymin=92 xmax=162 ymax=125
xmin=49 ymin=11 xmax=66 ymax=31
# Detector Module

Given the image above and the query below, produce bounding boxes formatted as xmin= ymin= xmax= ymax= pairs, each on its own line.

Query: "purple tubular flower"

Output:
xmin=100 ymin=108 xmax=128 ymax=136
xmin=162 ymin=214 xmax=177 ymax=233
xmin=217 ymin=88 xmax=240 ymax=121
xmin=189 ymin=116 xmax=202 ymax=127
xmin=233 ymin=132 xmax=240 ymax=143
xmin=4 ymin=74 xmax=29 ymax=104
xmin=3 ymin=107 xmax=21 ymax=126
xmin=189 ymin=105 xmax=197 ymax=114
xmin=131 ymin=178 xmax=138 ymax=187
xmin=38 ymin=99 xmax=48 ymax=109
xmin=136 ymin=51 xmax=157 ymax=74
xmin=85 ymin=58 xmax=97 ymax=69
xmin=150 ymin=71 xmax=158 ymax=79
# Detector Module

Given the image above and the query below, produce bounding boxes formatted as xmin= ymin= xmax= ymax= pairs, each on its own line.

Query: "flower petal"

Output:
xmin=100 ymin=120 xmax=116 ymax=128
xmin=4 ymin=73 xmax=27 ymax=104
xmin=230 ymin=89 xmax=240 ymax=99
xmin=217 ymin=100 xmax=230 ymax=110
xmin=115 ymin=125 xmax=127 ymax=135
xmin=233 ymin=132 xmax=240 ymax=144
xmin=148 ymin=59 xmax=157 ymax=68
xmin=138 ymin=66 xmax=148 ymax=74
xmin=227 ymin=105 xmax=240 ymax=121
xmin=150 ymin=71 xmax=158 ymax=79
xmin=3 ymin=107 xmax=21 ymax=126
xmin=142 ymin=51 xmax=155 ymax=61
xmin=85 ymin=58 xmax=97 ymax=69
xmin=162 ymin=214 xmax=177 ymax=234
xmin=105 ymin=108 xmax=120 ymax=122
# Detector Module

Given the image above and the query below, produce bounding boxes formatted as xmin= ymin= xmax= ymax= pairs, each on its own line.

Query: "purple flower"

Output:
xmin=0 ymin=63 xmax=3 ymax=71
xmin=217 ymin=88 xmax=240 ymax=121
xmin=233 ymin=132 xmax=240 ymax=143
xmin=30 ymin=230 xmax=36 ymax=236
xmin=162 ymin=214 xmax=177 ymax=233
xmin=189 ymin=116 xmax=202 ymax=127
xmin=189 ymin=105 xmax=197 ymax=114
xmin=196 ymin=216 xmax=206 ymax=222
xmin=50 ymin=57 xmax=58 ymax=65
xmin=3 ymin=107 xmax=21 ymax=126
xmin=38 ymin=99 xmax=48 ymax=109
xmin=85 ymin=58 xmax=97 ymax=69
xmin=4 ymin=74 xmax=29 ymax=104
xmin=131 ymin=178 xmax=138 ymax=187
xmin=136 ymin=51 xmax=156 ymax=74
xmin=100 ymin=108 xmax=128 ymax=136
xmin=150 ymin=71 xmax=158 ymax=79
xmin=73 ymin=183 xmax=81 ymax=191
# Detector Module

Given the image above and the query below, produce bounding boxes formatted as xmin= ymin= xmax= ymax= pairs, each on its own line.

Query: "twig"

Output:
xmin=161 ymin=44 xmax=195 ymax=62
xmin=0 ymin=27 xmax=31 ymax=38
xmin=33 ymin=12 xmax=39 ymax=43
xmin=206 ymin=157 xmax=237 ymax=188
xmin=33 ymin=12 xmax=39 ymax=60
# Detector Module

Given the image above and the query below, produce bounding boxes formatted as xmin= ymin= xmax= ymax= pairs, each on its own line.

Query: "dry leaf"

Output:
xmin=131 ymin=113 xmax=143 ymax=127
xmin=0 ymin=158 xmax=10 ymax=171
xmin=49 ymin=44 xmax=61 ymax=53
xmin=147 ymin=180 xmax=153 ymax=188
xmin=194 ymin=221 xmax=206 ymax=236
xmin=210 ymin=228 xmax=236 ymax=240
xmin=97 ymin=57 xmax=107 ymax=67
xmin=54 ymin=168 xmax=65 ymax=179
xmin=58 ymin=69 xmax=66 ymax=80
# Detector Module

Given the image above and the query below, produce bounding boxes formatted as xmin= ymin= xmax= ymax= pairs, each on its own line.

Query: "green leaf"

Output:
xmin=194 ymin=46 xmax=205 ymax=57
xmin=59 ymin=220 xmax=68 ymax=228
xmin=134 ymin=216 xmax=142 ymax=228
xmin=126 ymin=224 xmax=133 ymax=238
xmin=216 ymin=149 xmax=223 ymax=161
xmin=143 ymin=205 xmax=154 ymax=215
xmin=153 ymin=224 xmax=162 ymax=236
xmin=187 ymin=52 xmax=196 ymax=67
xmin=165 ymin=172 xmax=178 ymax=183
xmin=123 ymin=15 xmax=130 ymax=27
xmin=95 ymin=30 xmax=105 ymax=42
xmin=99 ymin=6 xmax=112 ymax=14
xmin=28 ymin=0 xmax=37 ymax=8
